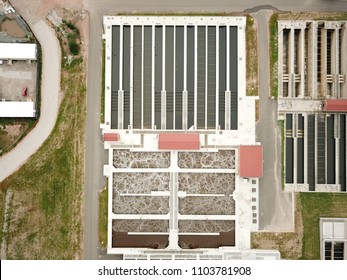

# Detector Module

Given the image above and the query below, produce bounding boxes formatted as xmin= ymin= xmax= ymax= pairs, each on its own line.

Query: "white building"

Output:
xmin=0 ymin=43 xmax=37 ymax=118
xmin=0 ymin=43 xmax=37 ymax=61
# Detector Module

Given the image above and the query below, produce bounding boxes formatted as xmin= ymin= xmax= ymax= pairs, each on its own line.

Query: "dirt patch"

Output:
xmin=179 ymin=231 xmax=235 ymax=249
xmin=278 ymin=11 xmax=347 ymax=21
xmin=10 ymin=0 xmax=84 ymax=24
xmin=1 ymin=19 xmax=26 ymax=37
xmin=0 ymin=121 xmax=35 ymax=156
xmin=4 ymin=124 xmax=22 ymax=137
xmin=251 ymin=193 xmax=303 ymax=260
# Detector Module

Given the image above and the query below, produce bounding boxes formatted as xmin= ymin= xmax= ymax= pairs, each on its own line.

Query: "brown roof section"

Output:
xmin=323 ymin=99 xmax=347 ymax=112
xmin=103 ymin=133 xmax=119 ymax=142
xmin=159 ymin=133 xmax=200 ymax=150
xmin=239 ymin=145 xmax=263 ymax=178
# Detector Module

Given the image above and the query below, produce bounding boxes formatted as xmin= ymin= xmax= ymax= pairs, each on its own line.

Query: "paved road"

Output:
xmin=83 ymin=3 xmax=107 ymax=259
xmin=0 ymin=20 xmax=60 ymax=182
xmin=84 ymin=0 xmax=347 ymax=259
xmin=253 ymin=10 xmax=294 ymax=231
xmin=87 ymin=0 xmax=347 ymax=13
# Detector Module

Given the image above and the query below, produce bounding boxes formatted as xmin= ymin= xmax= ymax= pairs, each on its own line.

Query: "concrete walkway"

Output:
xmin=253 ymin=10 xmax=294 ymax=232
xmin=0 ymin=20 xmax=60 ymax=182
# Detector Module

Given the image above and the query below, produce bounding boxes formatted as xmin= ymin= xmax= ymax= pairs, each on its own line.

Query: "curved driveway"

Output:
xmin=0 ymin=20 xmax=60 ymax=182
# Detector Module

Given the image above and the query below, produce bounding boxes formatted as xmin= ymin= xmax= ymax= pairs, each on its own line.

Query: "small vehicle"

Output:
xmin=22 ymin=87 xmax=28 ymax=96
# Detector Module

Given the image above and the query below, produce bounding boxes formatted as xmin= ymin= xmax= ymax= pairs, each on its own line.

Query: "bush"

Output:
xmin=68 ymin=39 xmax=80 ymax=55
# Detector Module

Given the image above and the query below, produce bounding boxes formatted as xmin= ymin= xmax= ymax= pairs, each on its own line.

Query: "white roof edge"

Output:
xmin=0 ymin=101 xmax=36 ymax=117
xmin=0 ymin=43 xmax=37 ymax=60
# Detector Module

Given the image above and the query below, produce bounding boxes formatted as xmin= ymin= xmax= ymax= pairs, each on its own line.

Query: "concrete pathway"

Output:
xmin=253 ymin=10 xmax=294 ymax=232
xmin=0 ymin=20 xmax=60 ymax=182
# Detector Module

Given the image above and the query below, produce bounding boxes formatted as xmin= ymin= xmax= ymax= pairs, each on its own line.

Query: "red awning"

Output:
xmin=103 ymin=133 xmax=119 ymax=142
xmin=239 ymin=145 xmax=263 ymax=178
xmin=158 ymin=133 xmax=200 ymax=150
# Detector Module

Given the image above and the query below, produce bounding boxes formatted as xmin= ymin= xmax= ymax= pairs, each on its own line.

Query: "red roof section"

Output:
xmin=323 ymin=99 xmax=347 ymax=112
xmin=239 ymin=145 xmax=263 ymax=178
xmin=159 ymin=133 xmax=200 ymax=150
xmin=103 ymin=133 xmax=119 ymax=142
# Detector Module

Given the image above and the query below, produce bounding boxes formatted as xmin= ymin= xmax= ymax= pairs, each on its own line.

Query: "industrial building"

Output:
xmin=278 ymin=20 xmax=346 ymax=101
xmin=0 ymin=43 xmax=37 ymax=62
xmin=278 ymin=20 xmax=347 ymax=192
xmin=101 ymin=15 xmax=279 ymax=260
xmin=284 ymin=112 xmax=346 ymax=192
xmin=0 ymin=42 xmax=37 ymax=118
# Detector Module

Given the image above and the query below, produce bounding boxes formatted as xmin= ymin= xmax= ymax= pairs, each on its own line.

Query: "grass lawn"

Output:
xmin=246 ymin=15 xmax=258 ymax=96
xmin=98 ymin=184 xmax=108 ymax=248
xmin=252 ymin=193 xmax=347 ymax=260
xmin=300 ymin=193 xmax=347 ymax=260
xmin=0 ymin=119 xmax=37 ymax=156
xmin=269 ymin=13 xmax=278 ymax=98
xmin=0 ymin=57 xmax=86 ymax=259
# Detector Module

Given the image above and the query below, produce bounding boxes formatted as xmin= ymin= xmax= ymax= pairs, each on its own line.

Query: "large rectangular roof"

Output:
xmin=0 ymin=101 xmax=36 ymax=117
xmin=103 ymin=16 xmax=244 ymax=131
xmin=158 ymin=133 xmax=200 ymax=150
xmin=239 ymin=145 xmax=263 ymax=178
xmin=0 ymin=43 xmax=37 ymax=60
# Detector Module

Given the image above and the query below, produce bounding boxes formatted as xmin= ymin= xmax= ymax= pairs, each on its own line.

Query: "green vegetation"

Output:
xmin=253 ymin=193 xmax=347 ymax=260
xmin=99 ymin=185 xmax=108 ymax=248
xmin=63 ymin=20 xmax=80 ymax=36
xmin=246 ymin=15 xmax=258 ymax=96
xmin=269 ymin=13 xmax=278 ymax=98
xmin=59 ymin=20 xmax=81 ymax=65
xmin=69 ymin=57 xmax=83 ymax=69
xmin=300 ymin=193 xmax=347 ymax=260
xmin=68 ymin=40 xmax=80 ymax=55
xmin=251 ymin=194 xmax=303 ymax=260
xmin=101 ymin=40 xmax=106 ymax=123
xmin=279 ymin=120 xmax=285 ymax=189
xmin=0 ymin=42 xmax=86 ymax=259
xmin=67 ymin=32 xmax=80 ymax=55
xmin=0 ymin=188 xmax=7 ymax=246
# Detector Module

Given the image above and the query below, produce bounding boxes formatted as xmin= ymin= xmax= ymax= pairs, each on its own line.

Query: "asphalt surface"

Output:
xmin=83 ymin=5 xmax=107 ymax=259
xmin=253 ymin=10 xmax=294 ymax=231
xmin=0 ymin=20 xmax=60 ymax=182
xmin=84 ymin=0 xmax=347 ymax=259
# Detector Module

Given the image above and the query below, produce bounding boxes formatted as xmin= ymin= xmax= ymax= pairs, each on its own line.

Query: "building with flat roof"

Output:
xmin=0 ymin=43 xmax=37 ymax=61
xmin=101 ymin=15 xmax=279 ymax=260
xmin=239 ymin=145 xmax=263 ymax=178
xmin=277 ymin=20 xmax=347 ymax=193
xmin=0 ymin=101 xmax=35 ymax=117
xmin=0 ymin=42 xmax=38 ymax=118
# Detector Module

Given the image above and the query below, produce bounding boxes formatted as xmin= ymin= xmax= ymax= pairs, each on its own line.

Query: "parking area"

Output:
xmin=0 ymin=60 xmax=37 ymax=101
